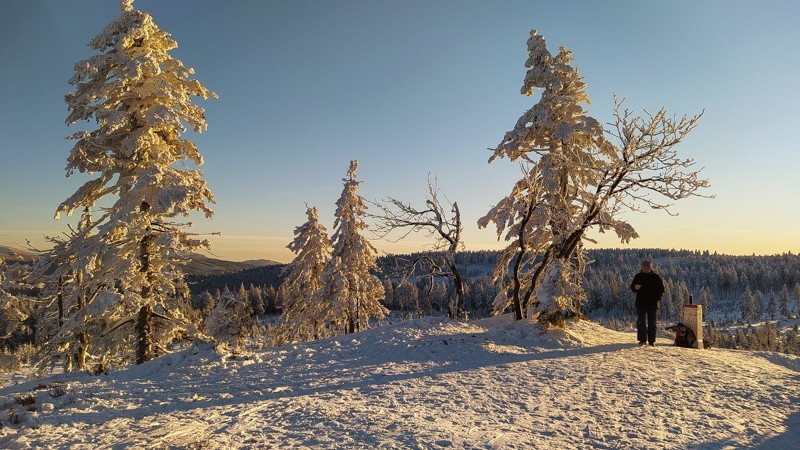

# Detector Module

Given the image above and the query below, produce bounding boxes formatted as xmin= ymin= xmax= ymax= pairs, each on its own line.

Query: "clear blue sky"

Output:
xmin=1 ymin=0 xmax=798 ymax=262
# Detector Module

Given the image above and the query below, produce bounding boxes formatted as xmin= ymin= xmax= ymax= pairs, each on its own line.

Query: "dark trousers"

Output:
xmin=636 ymin=308 xmax=657 ymax=344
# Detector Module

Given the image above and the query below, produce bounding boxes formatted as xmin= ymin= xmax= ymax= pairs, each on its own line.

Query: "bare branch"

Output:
xmin=370 ymin=175 xmax=466 ymax=318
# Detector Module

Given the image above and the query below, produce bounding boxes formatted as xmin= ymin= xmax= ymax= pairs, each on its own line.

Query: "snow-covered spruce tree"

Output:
xmin=204 ymin=287 xmax=254 ymax=350
xmin=279 ymin=205 xmax=332 ymax=342
xmin=780 ymin=285 xmax=791 ymax=318
xmin=55 ymin=0 xmax=216 ymax=365
xmin=30 ymin=208 xmax=102 ymax=372
xmin=317 ymin=161 xmax=387 ymax=335
xmin=0 ymin=258 xmax=35 ymax=352
xmin=480 ymin=29 xmax=710 ymax=323
xmin=793 ymin=283 xmax=800 ymax=314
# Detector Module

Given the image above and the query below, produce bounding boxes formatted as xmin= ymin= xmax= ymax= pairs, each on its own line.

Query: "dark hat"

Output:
xmin=641 ymin=260 xmax=652 ymax=268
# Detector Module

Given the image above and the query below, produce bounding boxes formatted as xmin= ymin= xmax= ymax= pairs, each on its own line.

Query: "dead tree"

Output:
xmin=372 ymin=176 xmax=466 ymax=319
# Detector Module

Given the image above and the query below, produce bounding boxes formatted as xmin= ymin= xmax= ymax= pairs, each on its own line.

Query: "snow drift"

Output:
xmin=0 ymin=315 xmax=797 ymax=449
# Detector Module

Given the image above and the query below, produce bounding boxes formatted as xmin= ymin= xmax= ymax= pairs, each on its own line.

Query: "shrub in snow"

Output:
xmin=204 ymin=288 xmax=254 ymax=350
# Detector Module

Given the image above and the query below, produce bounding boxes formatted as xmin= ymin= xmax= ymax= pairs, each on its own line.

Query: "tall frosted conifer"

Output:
xmin=56 ymin=0 xmax=216 ymax=365
xmin=318 ymin=161 xmax=387 ymax=335
xmin=280 ymin=205 xmax=332 ymax=341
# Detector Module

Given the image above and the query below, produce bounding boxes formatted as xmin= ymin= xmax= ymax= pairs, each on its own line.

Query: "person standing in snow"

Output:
xmin=630 ymin=260 xmax=665 ymax=346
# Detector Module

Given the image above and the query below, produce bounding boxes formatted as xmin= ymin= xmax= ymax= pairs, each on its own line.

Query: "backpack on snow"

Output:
xmin=666 ymin=323 xmax=696 ymax=348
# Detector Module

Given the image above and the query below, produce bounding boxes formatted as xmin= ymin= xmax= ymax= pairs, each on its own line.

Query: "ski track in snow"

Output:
xmin=0 ymin=316 xmax=798 ymax=449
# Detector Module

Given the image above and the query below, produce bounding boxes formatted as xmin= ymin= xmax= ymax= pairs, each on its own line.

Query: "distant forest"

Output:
xmin=190 ymin=248 xmax=800 ymax=355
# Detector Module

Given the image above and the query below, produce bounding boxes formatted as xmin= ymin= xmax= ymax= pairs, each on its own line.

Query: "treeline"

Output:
xmin=189 ymin=249 xmax=800 ymax=325
xmin=4 ymin=248 xmax=800 ymax=362
xmin=705 ymin=323 xmax=800 ymax=355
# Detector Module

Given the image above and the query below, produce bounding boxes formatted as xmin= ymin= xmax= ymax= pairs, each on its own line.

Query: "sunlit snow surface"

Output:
xmin=0 ymin=315 xmax=797 ymax=449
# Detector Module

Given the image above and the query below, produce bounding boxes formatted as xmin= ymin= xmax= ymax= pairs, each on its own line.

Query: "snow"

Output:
xmin=0 ymin=315 xmax=798 ymax=449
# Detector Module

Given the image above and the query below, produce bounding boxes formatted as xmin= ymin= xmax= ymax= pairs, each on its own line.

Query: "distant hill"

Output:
xmin=181 ymin=254 xmax=280 ymax=275
xmin=0 ymin=245 xmax=39 ymax=263
xmin=0 ymin=244 xmax=278 ymax=276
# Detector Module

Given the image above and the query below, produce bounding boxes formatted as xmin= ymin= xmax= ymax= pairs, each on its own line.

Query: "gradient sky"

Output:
xmin=1 ymin=0 xmax=798 ymax=262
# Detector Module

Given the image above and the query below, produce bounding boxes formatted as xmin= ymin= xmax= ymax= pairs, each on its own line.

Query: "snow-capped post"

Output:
xmin=480 ymin=29 xmax=711 ymax=325
xmin=56 ymin=0 xmax=217 ymax=366
xmin=683 ymin=295 xmax=704 ymax=349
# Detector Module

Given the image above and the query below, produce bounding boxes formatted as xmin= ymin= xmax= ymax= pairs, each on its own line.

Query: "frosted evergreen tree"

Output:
xmin=204 ymin=287 xmax=253 ymax=349
xmin=249 ymin=285 xmax=266 ymax=317
xmin=55 ymin=0 xmax=216 ymax=365
xmin=30 ymin=208 xmax=98 ymax=372
xmin=659 ymin=282 xmax=674 ymax=322
xmin=766 ymin=293 xmax=779 ymax=321
xmin=675 ymin=281 xmax=690 ymax=317
xmin=698 ymin=285 xmax=713 ymax=314
xmin=754 ymin=290 xmax=766 ymax=319
xmin=741 ymin=287 xmax=758 ymax=323
xmin=479 ymin=29 xmax=710 ymax=323
xmin=382 ymin=278 xmax=396 ymax=308
xmin=780 ymin=285 xmax=790 ymax=318
xmin=318 ymin=161 xmax=387 ymax=335
xmin=794 ymin=283 xmax=800 ymax=314
xmin=279 ymin=205 xmax=332 ymax=341
xmin=394 ymin=279 xmax=420 ymax=313
xmin=237 ymin=284 xmax=251 ymax=315
xmin=0 ymin=259 xmax=34 ymax=349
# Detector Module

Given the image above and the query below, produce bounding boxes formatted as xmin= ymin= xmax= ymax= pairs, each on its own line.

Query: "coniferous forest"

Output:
xmin=153 ymin=248 xmax=800 ymax=356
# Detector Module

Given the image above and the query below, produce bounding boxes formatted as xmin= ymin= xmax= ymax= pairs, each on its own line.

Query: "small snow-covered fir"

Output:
xmin=317 ymin=161 xmax=387 ymax=335
xmin=204 ymin=287 xmax=254 ymax=349
xmin=279 ymin=205 xmax=332 ymax=342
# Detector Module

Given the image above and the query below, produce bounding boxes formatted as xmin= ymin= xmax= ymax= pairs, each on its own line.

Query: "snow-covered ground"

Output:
xmin=0 ymin=315 xmax=797 ymax=449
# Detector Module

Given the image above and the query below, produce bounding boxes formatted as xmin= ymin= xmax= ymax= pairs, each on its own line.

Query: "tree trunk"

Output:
xmin=76 ymin=329 xmax=88 ymax=371
xmin=447 ymin=202 xmax=466 ymax=319
xmin=135 ymin=303 xmax=153 ymax=365
xmin=74 ymin=272 xmax=88 ymax=372
xmin=356 ymin=297 xmax=361 ymax=333
xmin=136 ymin=207 xmax=156 ymax=365
xmin=448 ymin=258 xmax=466 ymax=319
xmin=57 ymin=276 xmax=64 ymax=328
xmin=524 ymin=249 xmax=551 ymax=316
xmin=511 ymin=200 xmax=536 ymax=320
xmin=424 ymin=278 xmax=433 ymax=317
xmin=511 ymin=250 xmax=526 ymax=320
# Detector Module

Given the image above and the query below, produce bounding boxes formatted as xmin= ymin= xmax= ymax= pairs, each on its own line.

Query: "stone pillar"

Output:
xmin=683 ymin=304 xmax=704 ymax=349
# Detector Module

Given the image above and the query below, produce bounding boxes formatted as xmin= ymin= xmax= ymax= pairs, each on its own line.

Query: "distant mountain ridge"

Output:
xmin=0 ymin=245 xmax=279 ymax=275
xmin=181 ymin=254 xmax=280 ymax=275
xmin=0 ymin=245 xmax=38 ymax=263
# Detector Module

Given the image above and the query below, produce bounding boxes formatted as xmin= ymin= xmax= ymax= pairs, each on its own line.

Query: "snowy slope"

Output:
xmin=0 ymin=316 xmax=797 ymax=449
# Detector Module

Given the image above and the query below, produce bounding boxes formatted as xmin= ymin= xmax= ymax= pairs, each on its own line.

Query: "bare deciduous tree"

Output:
xmin=372 ymin=176 xmax=466 ymax=318
xmin=480 ymin=30 xmax=712 ymax=324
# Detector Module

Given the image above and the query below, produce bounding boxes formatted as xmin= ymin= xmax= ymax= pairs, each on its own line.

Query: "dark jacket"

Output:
xmin=631 ymin=271 xmax=665 ymax=311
